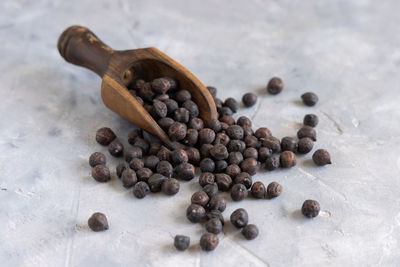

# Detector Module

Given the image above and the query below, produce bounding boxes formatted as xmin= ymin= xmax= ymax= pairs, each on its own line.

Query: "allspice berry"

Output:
xmin=95 ymin=127 xmax=116 ymax=146
xmin=242 ymin=92 xmax=257 ymax=107
xmin=91 ymin=165 xmax=111 ymax=182
xmin=186 ymin=204 xmax=206 ymax=223
xmin=297 ymin=126 xmax=317 ymax=141
xmin=191 ymin=191 xmax=210 ymax=207
xmin=251 ymin=181 xmax=265 ymax=199
xmin=174 ymin=235 xmax=190 ymax=251
xmin=303 ymin=114 xmax=319 ymax=127
xmin=205 ymin=218 xmax=223 ymax=234
xmin=266 ymin=181 xmax=282 ymax=198
xmin=88 ymin=212 xmax=109 ymax=232
xmin=161 ymin=178 xmax=180 ymax=195
xmin=297 ymin=137 xmax=314 ymax=154
xmin=267 ymin=77 xmax=284 ymax=95
xmin=89 ymin=152 xmax=106 ymax=167
xmin=200 ymin=233 xmax=219 ymax=251
xmin=230 ymin=184 xmax=248 ymax=201
xmin=242 ymin=224 xmax=259 ymax=240
xmin=312 ymin=149 xmax=331 ymax=166
xmin=301 ymin=92 xmax=319 ymax=106
xmin=240 ymin=158 xmax=259 ymax=175
xmin=301 ymin=199 xmax=320 ymax=218
xmin=280 ymin=151 xmax=297 ymax=168
xmin=168 ymin=122 xmax=187 ymax=141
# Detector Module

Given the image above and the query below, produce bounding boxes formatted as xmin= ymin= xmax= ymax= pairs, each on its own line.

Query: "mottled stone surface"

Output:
xmin=1 ymin=0 xmax=400 ymax=266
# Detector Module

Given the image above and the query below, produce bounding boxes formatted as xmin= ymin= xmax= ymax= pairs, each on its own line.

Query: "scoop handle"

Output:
xmin=57 ymin=26 xmax=113 ymax=77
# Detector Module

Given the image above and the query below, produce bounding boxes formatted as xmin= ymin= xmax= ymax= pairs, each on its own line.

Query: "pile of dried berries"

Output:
xmin=87 ymin=76 xmax=331 ymax=251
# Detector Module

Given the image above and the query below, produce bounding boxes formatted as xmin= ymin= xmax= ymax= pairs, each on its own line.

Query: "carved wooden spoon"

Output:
xmin=58 ymin=25 xmax=217 ymax=149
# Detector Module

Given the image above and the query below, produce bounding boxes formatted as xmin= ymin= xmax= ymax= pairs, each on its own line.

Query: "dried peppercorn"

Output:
xmin=228 ymin=152 xmax=244 ymax=165
xmin=108 ymin=139 xmax=124 ymax=157
xmin=230 ymin=208 xmax=248 ymax=228
xmin=200 ymin=233 xmax=219 ymax=251
xmin=258 ymin=147 xmax=272 ymax=162
xmin=206 ymin=210 xmax=224 ymax=226
xmin=234 ymin=172 xmax=253 ymax=189
xmin=242 ymin=224 xmax=259 ymax=240
xmin=254 ymin=127 xmax=271 ymax=139
xmin=125 ymin=146 xmax=143 ymax=162
xmin=161 ymin=178 xmax=180 ymax=195
xmin=267 ymin=77 xmax=284 ymax=95
xmin=237 ymin=116 xmax=252 ymax=127
xmin=206 ymin=119 xmax=222 ymax=133
xmin=218 ymin=106 xmax=233 ymax=117
xmin=157 ymin=146 xmax=171 ymax=161
xmin=88 ymin=212 xmax=109 ymax=232
xmin=148 ymin=173 xmax=166 ymax=192
xmin=243 ymin=147 xmax=258 ymax=159
xmin=203 ymin=183 xmax=219 ymax=198
xmin=121 ymin=169 xmax=138 ymax=188
xmin=191 ymin=191 xmax=210 ymax=207
xmin=227 ymin=125 xmax=244 ymax=140
xmin=151 ymin=77 xmax=173 ymax=94
xmin=219 ymin=115 xmax=235 ymax=126
xmin=144 ymin=155 xmax=160 ymax=170
xmin=251 ymin=181 xmax=265 ymax=199
xmin=297 ymin=137 xmax=314 ymax=154
xmin=228 ymin=140 xmax=246 ymax=153
xmin=136 ymin=168 xmax=153 ymax=182
xmin=207 ymin=86 xmax=217 ymax=98
xmin=174 ymin=108 xmax=190 ymax=123
xmin=164 ymin=99 xmax=179 ymax=115
xmin=240 ymin=158 xmax=259 ymax=175
xmin=182 ymin=100 xmax=199 ymax=118
xmin=231 ymin=184 xmax=248 ymax=201
xmin=225 ymin=164 xmax=241 ymax=178
xmin=156 ymin=160 xmax=173 ymax=178
xmin=261 ymin=136 xmax=281 ymax=153
xmin=127 ymin=129 xmax=142 ymax=145
xmin=116 ymin=162 xmax=128 ymax=178
xmin=198 ymin=128 xmax=216 ymax=144
xmin=186 ymin=147 xmax=201 ymax=165
xmin=175 ymin=163 xmax=195 ymax=181
xmin=89 ymin=152 xmax=106 ymax=167
xmin=266 ymin=181 xmax=282 ymax=199
xmin=242 ymin=126 xmax=254 ymax=137
xmin=214 ymin=133 xmax=230 ymax=146
xmin=168 ymin=122 xmax=187 ymax=141
xmin=207 ymin=195 xmax=227 ymax=212
xmin=303 ymin=114 xmax=319 ymax=127
xmin=214 ymin=160 xmax=228 ymax=173
xmin=215 ymin=173 xmax=233 ymax=191
xmin=91 ymin=165 xmax=111 ymax=182
xmin=188 ymin=117 xmax=204 ymax=130
xmin=205 ymin=218 xmax=223 ymax=234
xmin=183 ymin=128 xmax=198 ymax=146
xmin=281 ymin=137 xmax=298 ymax=152
xmin=133 ymin=181 xmax=150 ymax=199
xmin=175 ymin=90 xmax=192 ymax=103
xmin=137 ymin=82 xmax=154 ymax=101
xmin=301 ymin=92 xmax=318 ymax=106
xmin=210 ymin=144 xmax=229 ymax=160
xmin=297 ymin=126 xmax=317 ymax=141
xmin=174 ymin=235 xmax=190 ymax=251
xmin=158 ymin=117 xmax=174 ymax=131
xmin=171 ymin=149 xmax=188 ymax=165
xmin=265 ymin=155 xmax=280 ymax=170
xmin=312 ymin=149 xmax=331 ymax=166
xmin=152 ymin=100 xmax=168 ymax=118
xmin=244 ymin=136 xmax=259 ymax=148
xmin=200 ymin=158 xmax=216 ymax=173
xmin=96 ymin=127 xmax=116 ymax=146
xmin=129 ymin=158 xmax=144 ymax=171
xmin=242 ymin=93 xmax=257 ymax=107
xmin=280 ymin=151 xmax=296 ymax=168
xmin=186 ymin=204 xmax=206 ymax=223
xmin=199 ymin=172 xmax=215 ymax=187
xmin=224 ymin=97 xmax=239 ymax=113
xmin=301 ymin=199 xmax=320 ymax=218
xmin=133 ymin=137 xmax=150 ymax=154
xmin=200 ymin=144 xmax=214 ymax=158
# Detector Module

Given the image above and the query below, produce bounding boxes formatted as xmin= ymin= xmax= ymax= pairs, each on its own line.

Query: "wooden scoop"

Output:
xmin=57 ymin=25 xmax=217 ymax=149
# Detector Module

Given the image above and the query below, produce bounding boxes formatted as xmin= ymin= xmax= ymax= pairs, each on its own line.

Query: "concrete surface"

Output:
xmin=1 ymin=0 xmax=400 ymax=266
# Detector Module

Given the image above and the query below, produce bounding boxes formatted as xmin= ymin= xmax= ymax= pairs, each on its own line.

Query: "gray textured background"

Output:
xmin=1 ymin=0 xmax=400 ymax=266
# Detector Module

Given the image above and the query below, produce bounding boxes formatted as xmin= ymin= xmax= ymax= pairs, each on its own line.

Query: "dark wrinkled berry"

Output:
xmin=133 ymin=79 xmax=145 ymax=90
xmin=205 ymin=218 xmax=223 ymax=234
xmin=218 ymin=106 xmax=233 ymax=117
xmin=214 ymin=98 xmax=223 ymax=109
xmin=89 ymin=152 xmax=106 ymax=167
xmin=224 ymin=98 xmax=239 ymax=113
xmin=312 ymin=149 xmax=331 ymax=166
xmin=108 ymin=139 xmax=124 ymax=157
xmin=203 ymin=183 xmax=219 ymax=198
xmin=148 ymin=140 xmax=162 ymax=155
xmin=121 ymin=169 xmax=137 ymax=188
xmin=265 ymin=155 xmax=280 ymax=171
xmin=301 ymin=92 xmax=318 ymax=106
xmin=154 ymin=94 xmax=169 ymax=101
xmin=206 ymin=210 xmax=225 ymax=226
xmin=158 ymin=117 xmax=174 ymax=131
xmin=200 ymin=233 xmax=219 ymax=251
xmin=188 ymin=117 xmax=204 ymax=130
xmin=127 ymin=129 xmax=143 ymax=145
xmin=228 ymin=140 xmax=246 ymax=153
xmin=230 ymin=208 xmax=248 ymax=228
xmin=200 ymin=158 xmax=215 ymax=173
xmin=133 ymin=181 xmax=150 ymax=198
xmin=215 ymin=173 xmax=232 ymax=191
xmin=157 ymin=146 xmax=171 ymax=161
xmin=151 ymin=77 xmax=173 ymax=94
xmin=199 ymin=144 xmax=212 ymax=159
xmin=219 ymin=115 xmax=235 ymax=126
xmin=227 ymin=125 xmax=244 ymax=140
xmin=186 ymin=204 xmax=206 ymax=223
xmin=199 ymin=172 xmax=215 ymax=187
xmin=152 ymin=100 xmax=167 ymax=118
xmin=208 ymin=195 xmax=227 ymax=212
xmin=214 ymin=133 xmax=230 ymax=146
xmin=297 ymin=126 xmax=317 ymax=141
xmin=174 ymin=235 xmax=190 ymax=251
xmin=161 ymin=178 xmax=180 ymax=195
xmin=254 ymin=127 xmax=271 ymax=139
xmin=214 ymin=160 xmax=228 ymax=173
xmin=175 ymin=90 xmax=191 ymax=103
xmin=184 ymin=128 xmax=198 ymax=146
xmin=164 ymin=99 xmax=179 ymax=115
xmin=186 ymin=147 xmax=201 ymax=165
xmin=303 ymin=114 xmax=319 ymax=127
xmin=133 ymin=138 xmax=150 ymax=154
xmin=144 ymin=155 xmax=160 ymax=170
xmin=191 ymin=191 xmax=210 ymax=207
xmin=243 ymin=147 xmax=258 ymax=159
xmin=129 ymin=158 xmax=144 ymax=171
xmin=240 ymin=158 xmax=259 ymax=175
xmin=171 ymin=149 xmax=188 ymax=165
xmin=91 ymin=165 xmax=111 ymax=182
xmin=267 ymin=77 xmax=284 ymax=95
xmin=220 ymin=122 xmax=229 ymax=132
xmin=244 ymin=135 xmax=260 ymax=148
xmin=137 ymin=82 xmax=154 ymax=101
xmin=148 ymin=173 xmax=166 ymax=192
xmin=242 ymin=224 xmax=259 ymax=240
xmin=231 ymin=184 xmax=248 ymax=201
xmin=157 ymin=160 xmax=173 ymax=178
xmin=125 ymin=146 xmax=143 ymax=162
xmin=174 ymin=108 xmax=190 ymax=123
xmin=280 ymin=151 xmax=297 ymax=168
xmin=88 ymin=212 xmax=109 ymax=232
xmin=237 ymin=116 xmax=252 ymax=127
xmin=199 ymin=128 xmax=216 ymax=144
xmin=258 ymin=147 xmax=272 ymax=162
xmin=206 ymin=119 xmax=222 ymax=132
xmin=266 ymin=181 xmax=282 ymax=199
xmin=302 ymin=199 xmax=320 ymax=218
xmin=182 ymin=100 xmax=199 ymax=118
xmin=261 ymin=136 xmax=281 ymax=153
xmin=175 ymin=163 xmax=195 ymax=181
xmin=297 ymin=138 xmax=314 ymax=154
xmin=234 ymin=172 xmax=253 ymax=189
xmin=144 ymin=103 xmax=152 ymax=113
xmin=228 ymin=152 xmax=244 ymax=165
xmin=281 ymin=137 xmax=298 ymax=152
xmin=242 ymin=93 xmax=257 ymax=107
xmin=242 ymin=126 xmax=254 ymax=137
xmin=210 ymin=144 xmax=229 ymax=160
xmin=207 ymin=86 xmax=217 ymax=97
xmin=116 ymin=162 xmax=128 ymax=178
xmin=251 ymin=181 xmax=265 ymax=199
xmin=225 ymin=164 xmax=241 ymax=178
xmin=136 ymin=168 xmax=153 ymax=182
xmin=96 ymin=127 xmax=116 ymax=146
xmin=168 ymin=122 xmax=187 ymax=141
